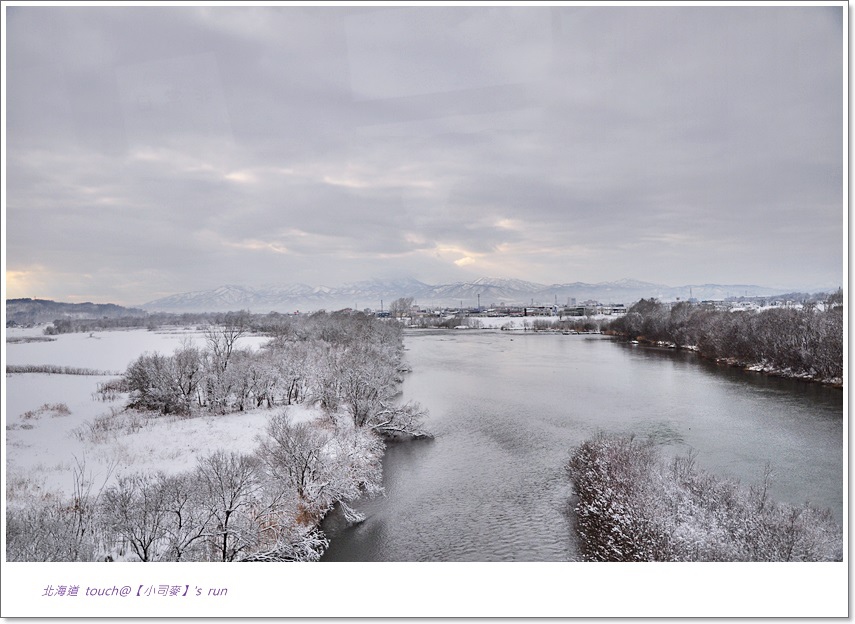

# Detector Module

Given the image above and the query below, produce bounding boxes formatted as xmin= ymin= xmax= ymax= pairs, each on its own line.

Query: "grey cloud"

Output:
xmin=344 ymin=7 xmax=553 ymax=100
xmin=5 ymin=5 xmax=843 ymax=304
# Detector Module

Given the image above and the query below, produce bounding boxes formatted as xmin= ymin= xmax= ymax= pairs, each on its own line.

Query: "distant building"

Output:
xmin=524 ymin=306 xmax=554 ymax=316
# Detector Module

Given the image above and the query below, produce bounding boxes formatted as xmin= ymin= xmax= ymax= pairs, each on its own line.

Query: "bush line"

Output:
xmin=567 ymin=434 xmax=842 ymax=562
xmin=6 ymin=364 xmax=119 ymax=376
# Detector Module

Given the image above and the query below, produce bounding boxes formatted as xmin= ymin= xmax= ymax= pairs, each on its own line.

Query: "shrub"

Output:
xmin=567 ymin=434 xmax=842 ymax=561
xmin=19 ymin=403 xmax=71 ymax=420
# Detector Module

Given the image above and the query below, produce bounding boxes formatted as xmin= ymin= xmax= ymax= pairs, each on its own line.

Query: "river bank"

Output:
xmin=568 ymin=434 xmax=842 ymax=561
xmin=613 ymin=334 xmax=844 ymax=388
xmin=5 ymin=318 xmax=411 ymax=562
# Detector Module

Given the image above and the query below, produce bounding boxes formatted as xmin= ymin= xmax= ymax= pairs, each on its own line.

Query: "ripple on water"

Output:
xmin=322 ymin=333 xmax=842 ymax=561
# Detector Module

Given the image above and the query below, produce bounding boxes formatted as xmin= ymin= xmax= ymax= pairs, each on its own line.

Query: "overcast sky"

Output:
xmin=4 ymin=4 xmax=845 ymax=305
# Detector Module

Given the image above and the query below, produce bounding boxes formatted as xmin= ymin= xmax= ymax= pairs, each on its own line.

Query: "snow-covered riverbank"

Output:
xmin=5 ymin=324 xmax=391 ymax=562
xmin=6 ymin=328 xmax=282 ymax=500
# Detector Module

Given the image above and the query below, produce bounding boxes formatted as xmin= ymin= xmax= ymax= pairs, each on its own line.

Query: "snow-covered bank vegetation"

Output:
xmin=408 ymin=314 xmax=606 ymax=332
xmin=6 ymin=364 xmax=118 ymax=375
xmin=607 ymin=291 xmax=843 ymax=385
xmin=567 ymin=435 xmax=842 ymax=562
xmin=40 ymin=311 xmax=245 ymax=334
xmin=7 ymin=411 xmax=383 ymax=562
xmin=119 ymin=311 xmax=430 ymax=438
xmin=6 ymin=312 xmax=430 ymax=561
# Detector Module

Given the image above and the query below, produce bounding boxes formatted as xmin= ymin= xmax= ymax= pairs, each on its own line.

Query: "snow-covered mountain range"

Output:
xmin=140 ymin=278 xmax=792 ymax=313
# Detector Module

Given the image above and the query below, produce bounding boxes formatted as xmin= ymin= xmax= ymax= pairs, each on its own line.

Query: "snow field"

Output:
xmin=5 ymin=328 xmax=319 ymax=505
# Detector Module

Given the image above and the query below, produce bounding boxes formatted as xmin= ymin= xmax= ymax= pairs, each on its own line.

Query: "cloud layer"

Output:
xmin=5 ymin=5 xmax=844 ymax=304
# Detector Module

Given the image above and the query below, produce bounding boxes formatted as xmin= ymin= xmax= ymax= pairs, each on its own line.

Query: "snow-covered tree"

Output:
xmin=101 ymin=473 xmax=170 ymax=562
xmin=567 ymin=434 xmax=842 ymax=562
xmin=6 ymin=502 xmax=99 ymax=562
xmin=256 ymin=411 xmax=331 ymax=522
xmin=156 ymin=472 xmax=212 ymax=561
xmin=195 ymin=451 xmax=263 ymax=562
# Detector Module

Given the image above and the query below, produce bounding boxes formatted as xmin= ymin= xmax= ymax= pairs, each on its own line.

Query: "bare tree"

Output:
xmin=6 ymin=502 xmax=98 ymax=562
xmin=195 ymin=451 xmax=263 ymax=562
xmin=172 ymin=339 xmax=204 ymax=412
xmin=336 ymin=345 xmax=395 ymax=427
xmin=266 ymin=340 xmax=311 ymax=405
xmin=156 ymin=472 xmax=213 ymax=561
xmin=101 ymin=473 xmax=169 ymax=562
xmin=7 ymin=455 xmax=113 ymax=562
xmin=125 ymin=352 xmax=181 ymax=414
xmin=205 ymin=313 xmax=250 ymax=364
xmin=203 ymin=316 xmax=249 ymax=413
xmin=309 ymin=342 xmax=343 ymax=413
xmin=256 ymin=411 xmax=385 ymax=526
xmin=256 ymin=411 xmax=331 ymax=522
xmin=322 ymin=426 xmax=386 ymax=522
xmin=389 ymin=297 xmax=415 ymax=319
xmin=365 ymin=400 xmax=431 ymax=439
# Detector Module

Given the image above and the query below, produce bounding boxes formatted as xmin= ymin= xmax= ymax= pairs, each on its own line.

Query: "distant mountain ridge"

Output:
xmin=140 ymin=278 xmax=793 ymax=313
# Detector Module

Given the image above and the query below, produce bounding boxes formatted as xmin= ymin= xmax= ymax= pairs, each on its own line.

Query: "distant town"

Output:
xmin=341 ymin=293 xmax=828 ymax=321
xmin=6 ymin=290 xmax=834 ymax=330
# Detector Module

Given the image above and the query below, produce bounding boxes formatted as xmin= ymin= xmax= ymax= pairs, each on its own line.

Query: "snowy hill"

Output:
xmin=6 ymin=298 xmax=147 ymax=326
xmin=140 ymin=278 xmax=794 ymax=313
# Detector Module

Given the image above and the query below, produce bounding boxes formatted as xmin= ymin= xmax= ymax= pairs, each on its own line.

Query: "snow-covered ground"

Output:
xmin=5 ymin=326 xmax=269 ymax=371
xmin=4 ymin=328 xmax=317 ymax=504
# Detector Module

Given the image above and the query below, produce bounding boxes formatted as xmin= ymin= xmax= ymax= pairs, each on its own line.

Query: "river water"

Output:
xmin=321 ymin=330 xmax=843 ymax=562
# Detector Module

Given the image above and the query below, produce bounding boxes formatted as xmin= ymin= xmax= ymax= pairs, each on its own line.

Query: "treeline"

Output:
xmin=43 ymin=311 xmax=248 ymax=334
xmin=408 ymin=315 xmax=483 ymax=329
xmin=7 ymin=298 xmax=146 ymax=327
xmin=407 ymin=315 xmax=605 ymax=332
xmin=116 ymin=311 xmax=429 ymax=439
xmin=7 ymin=364 xmax=117 ymax=376
xmin=567 ymin=435 xmax=842 ymax=562
xmin=7 ymin=413 xmax=383 ymax=562
xmin=41 ymin=308 xmax=399 ymax=335
xmin=607 ymin=291 xmax=843 ymax=384
xmin=512 ymin=317 xmax=604 ymax=332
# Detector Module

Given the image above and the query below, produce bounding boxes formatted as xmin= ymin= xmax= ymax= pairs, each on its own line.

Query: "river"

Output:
xmin=321 ymin=330 xmax=843 ymax=562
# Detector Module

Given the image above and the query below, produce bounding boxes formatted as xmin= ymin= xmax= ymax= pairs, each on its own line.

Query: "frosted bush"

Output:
xmin=567 ymin=434 xmax=842 ymax=562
